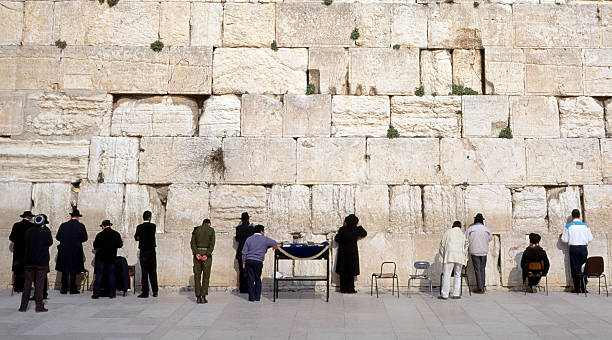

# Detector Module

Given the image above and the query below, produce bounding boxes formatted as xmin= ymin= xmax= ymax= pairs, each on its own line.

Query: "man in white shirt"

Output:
xmin=465 ymin=213 xmax=493 ymax=294
xmin=561 ymin=209 xmax=593 ymax=293
xmin=438 ymin=221 xmax=468 ymax=300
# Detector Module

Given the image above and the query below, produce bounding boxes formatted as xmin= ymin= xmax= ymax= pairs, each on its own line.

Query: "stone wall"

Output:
xmin=2 ymin=0 xmax=612 ymax=290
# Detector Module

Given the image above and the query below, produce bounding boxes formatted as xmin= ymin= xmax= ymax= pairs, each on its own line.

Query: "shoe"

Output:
xmin=18 ymin=308 xmax=26 ymax=312
xmin=347 ymin=290 xmax=357 ymax=294
xmin=109 ymin=295 xmax=116 ymax=299
xmin=137 ymin=293 xmax=149 ymax=298
xmin=196 ymin=296 xmax=202 ymax=304
xmin=450 ymin=296 xmax=461 ymax=300
xmin=473 ymin=289 xmax=485 ymax=294
xmin=29 ymin=296 xmax=35 ymax=301
xmin=35 ymin=307 xmax=48 ymax=313
xmin=43 ymin=294 xmax=48 ymax=299
xmin=60 ymin=290 xmax=67 ymax=295
xmin=152 ymin=292 xmax=158 ymax=297
xmin=438 ymin=296 xmax=448 ymax=300
xmin=202 ymin=296 xmax=208 ymax=304
xmin=91 ymin=295 xmax=99 ymax=299
xmin=70 ymin=291 xmax=80 ymax=295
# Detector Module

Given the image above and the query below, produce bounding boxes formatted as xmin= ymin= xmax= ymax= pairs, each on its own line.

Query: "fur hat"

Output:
xmin=529 ymin=233 xmax=541 ymax=244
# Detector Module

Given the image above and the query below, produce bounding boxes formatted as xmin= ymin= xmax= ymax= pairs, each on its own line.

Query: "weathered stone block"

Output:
xmin=276 ymin=3 xmax=355 ymax=47
xmin=526 ymin=139 xmax=602 ymax=185
xmin=15 ymin=46 xmax=61 ymax=91
xmin=512 ymin=186 xmax=547 ymax=234
xmin=356 ymin=233 xmax=414 ymax=286
xmin=111 ymin=96 xmax=197 ymax=137
xmin=484 ymin=48 xmax=524 ymax=95
xmin=0 ymin=1 xmax=23 ymax=45
xmin=23 ymin=1 xmax=53 ymax=45
xmin=0 ymin=92 xmax=24 ymax=135
xmin=390 ymin=96 xmax=461 ymax=138
xmin=465 ymin=185 xmax=512 ymax=233
xmin=440 ymin=138 xmax=526 ymax=185
xmin=607 ymin=101 xmax=612 ymax=138
xmin=331 ymin=96 xmax=389 ymax=137
xmin=199 ymin=95 xmax=241 ymax=137
xmin=268 ymin=185 xmax=311 ymax=238
xmin=500 ymin=233 xmax=528 ymax=286
xmin=123 ymin=184 xmax=166 ymax=235
xmin=452 ymin=50 xmax=482 ymax=94
xmin=165 ymin=184 xmax=210 ymax=233
xmin=524 ymin=49 xmax=583 ymax=96
xmin=190 ymin=3 xmax=223 ymax=47
xmin=32 ymin=183 xmax=75 ymax=232
xmin=213 ymin=48 xmax=307 ymax=94
xmin=421 ymin=50 xmax=452 ymax=95
xmin=389 ymin=185 xmax=422 ymax=234
xmin=297 ymin=138 xmax=366 ymax=184
xmin=354 ymin=185 xmax=389 ymax=234
xmin=355 ymin=4 xmax=391 ymax=48
xmin=367 ymin=138 xmax=439 ymax=184
xmin=462 ymin=95 xmax=509 ymax=137
xmin=0 ymin=139 xmax=89 ymax=182
xmin=241 ymin=94 xmax=283 ymax=137
xmin=584 ymin=49 xmax=612 ymax=96
xmin=311 ymin=185 xmax=354 ymax=235
xmin=350 ymin=48 xmax=420 ymax=95
xmin=308 ymin=48 xmax=349 ymax=95
xmin=209 ymin=185 xmax=267 ymax=233
xmin=77 ymin=182 xmax=124 ymax=233
xmin=0 ymin=182 xmax=32 ymax=232
xmin=139 ymin=137 xmax=223 ymax=184
xmin=88 ymin=137 xmax=139 ymax=184
xmin=224 ymin=137 xmax=296 ymax=184
xmin=169 ymin=47 xmax=213 ymax=94
xmin=156 ymin=234 xmax=185 ymax=286
xmin=603 ymin=139 xmax=612 ymax=184
xmin=223 ymin=3 xmax=275 ymax=47
xmin=0 ymin=47 xmax=16 ymax=90
xmin=390 ymin=4 xmax=428 ymax=48
xmin=558 ymin=97 xmax=605 ymax=138
xmin=284 ymin=94 xmax=331 ymax=137
xmin=547 ymin=186 xmax=581 ymax=233
xmin=583 ymin=185 xmax=612 ymax=235
xmin=423 ymin=185 xmax=467 ymax=234
xmin=509 ymin=96 xmax=560 ymax=138
xmin=160 ymin=2 xmax=190 ymax=46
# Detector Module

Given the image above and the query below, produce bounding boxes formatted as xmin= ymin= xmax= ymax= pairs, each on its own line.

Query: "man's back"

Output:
xmin=191 ymin=224 xmax=215 ymax=256
xmin=465 ymin=223 xmax=492 ymax=256
xmin=10 ymin=220 xmax=35 ymax=257
xmin=521 ymin=246 xmax=550 ymax=275
xmin=24 ymin=226 xmax=53 ymax=267
xmin=135 ymin=222 xmax=157 ymax=251
xmin=235 ymin=223 xmax=254 ymax=256
xmin=562 ymin=220 xmax=593 ymax=245
xmin=242 ymin=234 xmax=277 ymax=263
xmin=57 ymin=219 xmax=88 ymax=245
xmin=94 ymin=228 xmax=123 ymax=263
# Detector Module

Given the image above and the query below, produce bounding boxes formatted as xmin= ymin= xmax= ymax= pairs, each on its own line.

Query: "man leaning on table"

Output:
xmin=241 ymin=225 xmax=278 ymax=302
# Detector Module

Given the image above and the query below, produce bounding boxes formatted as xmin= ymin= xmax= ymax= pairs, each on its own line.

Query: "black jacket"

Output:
xmin=93 ymin=228 xmax=123 ymax=264
xmin=334 ymin=225 xmax=367 ymax=276
xmin=521 ymin=245 xmax=550 ymax=276
xmin=24 ymin=225 xmax=53 ymax=268
xmin=235 ymin=223 xmax=254 ymax=259
xmin=134 ymin=222 xmax=156 ymax=251
xmin=9 ymin=219 xmax=36 ymax=270
xmin=55 ymin=219 xmax=88 ymax=273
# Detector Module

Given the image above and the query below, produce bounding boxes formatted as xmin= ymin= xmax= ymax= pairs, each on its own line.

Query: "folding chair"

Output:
xmin=580 ymin=256 xmax=608 ymax=297
xmin=523 ymin=261 xmax=548 ymax=296
xmin=439 ymin=266 xmax=471 ymax=297
xmin=80 ymin=269 xmax=90 ymax=293
xmin=407 ymin=261 xmax=432 ymax=297
xmin=371 ymin=262 xmax=399 ymax=298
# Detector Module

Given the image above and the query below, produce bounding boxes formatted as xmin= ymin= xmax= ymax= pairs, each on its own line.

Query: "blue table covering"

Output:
xmin=280 ymin=242 xmax=329 ymax=258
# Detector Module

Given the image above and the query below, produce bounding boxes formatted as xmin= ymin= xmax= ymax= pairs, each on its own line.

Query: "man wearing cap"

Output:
xmin=135 ymin=210 xmax=158 ymax=298
xmin=561 ymin=209 xmax=593 ymax=293
xmin=92 ymin=220 xmax=123 ymax=299
xmin=19 ymin=214 xmax=52 ymax=312
xmin=465 ymin=213 xmax=493 ymax=294
xmin=235 ymin=212 xmax=254 ymax=294
xmin=521 ymin=233 xmax=550 ymax=293
xmin=9 ymin=211 xmax=36 ymax=293
xmin=242 ymin=225 xmax=278 ymax=302
xmin=191 ymin=219 xmax=215 ymax=304
xmin=438 ymin=221 xmax=469 ymax=300
xmin=56 ymin=208 xmax=88 ymax=294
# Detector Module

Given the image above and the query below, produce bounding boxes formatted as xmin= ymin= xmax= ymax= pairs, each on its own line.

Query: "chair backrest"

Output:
xmin=414 ymin=261 xmax=430 ymax=270
xmin=584 ymin=256 xmax=605 ymax=276
xmin=380 ymin=261 xmax=397 ymax=275
xmin=527 ymin=261 xmax=544 ymax=272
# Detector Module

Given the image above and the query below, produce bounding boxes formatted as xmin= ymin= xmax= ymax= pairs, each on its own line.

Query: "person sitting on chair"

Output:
xmin=520 ymin=233 xmax=550 ymax=293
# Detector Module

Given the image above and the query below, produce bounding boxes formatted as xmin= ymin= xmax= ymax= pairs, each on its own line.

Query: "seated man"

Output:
xmin=520 ymin=233 xmax=550 ymax=293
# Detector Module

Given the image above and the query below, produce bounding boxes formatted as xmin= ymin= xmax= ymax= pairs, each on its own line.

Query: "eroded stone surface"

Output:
xmin=558 ymin=97 xmax=605 ymax=138
xmin=88 ymin=137 xmax=139 ymax=184
xmin=32 ymin=183 xmax=75 ymax=232
xmin=0 ymin=1 xmax=23 ymax=45
xmin=484 ymin=48 xmax=525 ymax=95
xmin=452 ymin=50 xmax=482 ymax=94
xmin=331 ymin=96 xmax=390 ymax=137
xmin=0 ymin=182 xmax=32 ymax=232
xmin=224 ymin=137 xmax=296 ymax=184
xmin=0 ymin=92 xmax=24 ymax=135
xmin=509 ymin=96 xmax=560 ymax=138
xmin=465 ymin=185 xmax=512 ymax=233
xmin=462 ymin=95 xmax=509 ymax=137
xmin=524 ymin=48 xmax=583 ymax=96
xmin=547 ymin=186 xmax=581 ymax=233
xmin=349 ymin=48 xmax=420 ymax=95
xmin=421 ymin=50 xmax=452 ymax=95
xmin=355 ymin=185 xmax=389 ymax=234
xmin=583 ymin=185 xmax=612 ymax=235
xmin=209 ymin=185 xmax=267 ymax=233
xmin=165 ymin=184 xmax=210 ymax=233
xmin=284 ymin=94 xmax=331 ymax=137
xmin=308 ymin=48 xmax=349 ymax=95
xmin=500 ymin=234 xmax=528 ymax=286
xmin=512 ymin=186 xmax=547 ymax=233
xmin=15 ymin=46 xmax=61 ymax=92
xmin=77 ymin=182 xmax=124 ymax=233
xmin=23 ymin=1 xmax=53 ymax=45
xmin=190 ymin=3 xmax=223 ymax=47
xmin=122 ymin=184 xmax=166 ymax=235
xmin=169 ymin=47 xmax=213 ymax=94
xmin=268 ymin=185 xmax=311 ymax=237
xmin=311 ymin=185 xmax=355 ymax=234
xmin=367 ymin=138 xmax=439 ymax=184
xmin=603 ymin=139 xmax=612 ymax=184
xmin=199 ymin=95 xmax=241 ymax=137
xmin=423 ymin=185 xmax=467 ymax=234
xmin=389 ymin=185 xmax=422 ymax=234
xmin=584 ymin=49 xmax=612 ymax=96
xmin=297 ymin=138 xmax=366 ymax=184
xmin=241 ymin=94 xmax=283 ymax=137
xmin=223 ymin=3 xmax=275 ymax=47
xmin=160 ymin=2 xmax=190 ymax=46
xmin=390 ymin=96 xmax=461 ymax=138
xmin=355 ymin=4 xmax=391 ymax=48
xmin=390 ymin=4 xmax=428 ymax=48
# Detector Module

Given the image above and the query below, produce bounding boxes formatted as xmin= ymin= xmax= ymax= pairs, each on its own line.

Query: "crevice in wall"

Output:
xmin=480 ymin=49 xmax=486 ymax=94
xmin=578 ymin=185 xmax=585 ymax=220
xmin=419 ymin=184 xmax=425 ymax=233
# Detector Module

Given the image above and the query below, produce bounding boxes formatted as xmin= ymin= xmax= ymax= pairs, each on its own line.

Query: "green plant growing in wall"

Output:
xmin=499 ymin=126 xmax=513 ymax=139
xmin=150 ymin=40 xmax=164 ymax=52
xmin=271 ymin=40 xmax=278 ymax=51
xmin=97 ymin=172 xmax=105 ymax=183
xmin=432 ymin=92 xmax=437 ymax=97
xmin=351 ymin=28 xmax=360 ymax=40
xmin=98 ymin=0 xmax=105 ymax=4
xmin=324 ymin=0 xmax=333 ymax=5
xmin=107 ymin=0 xmax=119 ymax=7
xmin=452 ymin=84 xmax=478 ymax=95
xmin=393 ymin=44 xmax=400 ymax=50
xmin=414 ymin=85 xmax=424 ymax=97
xmin=306 ymin=84 xmax=316 ymax=95
xmin=473 ymin=2 xmax=480 ymax=8
xmin=387 ymin=125 xmax=400 ymax=138
xmin=55 ymin=40 xmax=67 ymax=49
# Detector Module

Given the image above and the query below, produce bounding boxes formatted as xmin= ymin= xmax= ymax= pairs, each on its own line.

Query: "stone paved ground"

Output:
xmin=1 ymin=288 xmax=612 ymax=340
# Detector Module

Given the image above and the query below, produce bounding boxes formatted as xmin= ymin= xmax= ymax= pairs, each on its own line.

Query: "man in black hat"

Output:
xmin=19 ymin=214 xmax=52 ymax=312
xmin=92 ymin=220 xmax=123 ymax=299
xmin=56 ymin=208 xmax=88 ymax=294
xmin=9 ymin=211 xmax=36 ymax=293
xmin=235 ymin=212 xmax=254 ymax=293
xmin=520 ymin=233 xmax=550 ymax=293
xmin=465 ymin=213 xmax=492 ymax=294
xmin=135 ymin=210 xmax=158 ymax=298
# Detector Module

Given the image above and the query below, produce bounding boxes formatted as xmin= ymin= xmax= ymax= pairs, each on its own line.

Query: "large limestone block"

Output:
xmin=241 ymin=94 xmax=283 ymax=136
xmin=558 ymin=97 xmax=605 ymax=138
xmin=602 ymin=6 xmax=612 ymax=48
xmin=15 ymin=46 xmax=61 ymax=91
xmin=123 ymin=184 xmax=166 ymax=235
xmin=24 ymin=91 xmax=112 ymax=138
xmin=213 ymin=48 xmax=307 ymax=94
xmin=390 ymin=96 xmax=461 ymax=138
xmin=484 ymin=48 xmax=524 ymax=95
xmin=585 ymin=49 xmax=612 ymax=96
xmin=268 ymin=185 xmax=311 ymax=238
xmin=208 ymin=235 xmax=238 ymax=287
xmin=0 ymin=92 xmax=24 ymax=135
xmin=355 ymin=233 xmax=414 ymax=286
xmin=367 ymin=138 xmax=439 ymax=184
xmin=538 ymin=233 xmax=572 ymax=286
xmin=525 ymin=139 xmax=602 ymax=185
xmin=209 ymin=185 xmax=267 ymax=233
xmin=88 ymin=137 xmax=139 ymax=184
xmin=23 ymin=1 xmax=53 ymax=45
xmin=165 ymin=184 xmax=210 ymax=233
xmin=0 ymin=139 xmax=89 ymax=182
xmin=389 ymin=185 xmax=422 ymax=234
xmin=311 ymin=185 xmax=355 ymax=234
xmin=139 ymin=137 xmax=223 ymax=184
xmin=223 ymin=3 xmax=275 ymax=47
xmin=223 ymin=137 xmax=297 ymax=184
xmin=111 ymin=96 xmax=198 ymax=137
xmin=509 ymin=96 xmax=560 ymax=138
xmin=349 ymin=48 xmax=420 ymax=95
xmin=513 ymin=4 xmax=599 ymax=48
xmin=32 ymin=183 xmax=76 ymax=232
xmin=160 ymin=2 xmax=190 ymax=46
xmin=500 ymin=234 xmax=528 ymax=286
xmin=156 ymin=234 xmax=186 ymax=286
xmin=331 ymin=96 xmax=390 ymax=137
xmin=465 ymin=234 xmax=501 ymax=287
xmin=440 ymin=138 xmax=526 ymax=185
xmin=411 ymin=234 xmax=445 ymax=286
xmin=199 ymin=95 xmax=241 ymax=137
xmin=547 ymin=186 xmax=581 ymax=233
xmin=583 ymin=185 xmax=612 ymax=235
xmin=603 ymin=139 xmax=612 ymax=184
xmin=390 ymin=5 xmax=428 ymax=48
xmin=169 ymin=47 xmax=213 ymax=94
xmin=462 ymin=95 xmax=509 ymax=137
xmin=283 ymin=94 xmax=331 ymax=137
xmin=0 ymin=1 xmax=23 ymax=45
xmin=524 ymin=49 xmax=583 ymax=96
xmin=308 ymin=48 xmax=349 ymax=95
xmin=0 ymin=46 xmax=17 ymax=90
xmin=421 ymin=50 xmax=452 ymax=96
xmin=297 ymin=138 xmax=366 ymax=184
xmin=190 ymin=3 xmax=223 ymax=47
xmin=77 ymin=183 xmax=124 ymax=234
xmin=423 ymin=186 xmax=467 ymax=234
xmin=276 ymin=3 xmax=355 ymax=47
xmin=511 ymin=186 xmax=547 ymax=234
xmin=465 ymin=185 xmax=512 ymax=233
xmin=0 ymin=230 xmax=13 ymax=283
xmin=354 ymin=185 xmax=389 ymax=234
xmin=355 ymin=4 xmax=391 ymax=48
xmin=0 ymin=182 xmax=32 ymax=232
xmin=452 ymin=50 xmax=482 ymax=94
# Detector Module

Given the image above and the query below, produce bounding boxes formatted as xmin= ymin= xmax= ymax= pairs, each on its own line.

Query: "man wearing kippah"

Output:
xmin=520 ymin=233 xmax=550 ymax=293
xmin=561 ymin=209 xmax=593 ymax=293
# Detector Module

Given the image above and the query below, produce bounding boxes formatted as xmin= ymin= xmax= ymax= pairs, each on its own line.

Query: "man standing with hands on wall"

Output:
xmin=191 ymin=219 xmax=215 ymax=304
xmin=561 ymin=209 xmax=593 ymax=293
xmin=465 ymin=213 xmax=492 ymax=294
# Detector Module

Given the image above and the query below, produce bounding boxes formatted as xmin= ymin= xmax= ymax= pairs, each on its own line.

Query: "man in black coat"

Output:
xmin=92 ymin=220 xmax=123 ymax=299
xmin=56 ymin=208 xmax=88 ymax=294
xmin=19 ymin=214 xmax=53 ymax=312
xmin=134 ymin=210 xmax=158 ymax=298
xmin=334 ymin=214 xmax=367 ymax=294
xmin=521 ymin=233 xmax=550 ymax=293
xmin=235 ymin=212 xmax=254 ymax=293
xmin=9 ymin=211 xmax=35 ymax=293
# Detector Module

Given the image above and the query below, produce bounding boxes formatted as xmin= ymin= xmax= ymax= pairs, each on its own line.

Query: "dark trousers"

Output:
xmin=339 ymin=274 xmax=355 ymax=293
xmin=61 ymin=272 xmax=78 ymax=293
xmin=237 ymin=257 xmax=248 ymax=293
xmin=569 ymin=245 xmax=588 ymax=292
xmin=20 ymin=266 xmax=46 ymax=311
xmin=13 ymin=270 xmax=25 ymax=292
xmin=193 ymin=255 xmax=212 ymax=297
xmin=471 ymin=255 xmax=487 ymax=290
xmin=93 ymin=258 xmax=116 ymax=298
xmin=245 ymin=259 xmax=263 ymax=301
xmin=522 ymin=272 xmax=542 ymax=287
xmin=140 ymin=250 xmax=158 ymax=295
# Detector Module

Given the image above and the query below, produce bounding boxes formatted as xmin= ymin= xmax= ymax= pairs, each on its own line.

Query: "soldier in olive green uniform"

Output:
xmin=191 ymin=219 xmax=215 ymax=304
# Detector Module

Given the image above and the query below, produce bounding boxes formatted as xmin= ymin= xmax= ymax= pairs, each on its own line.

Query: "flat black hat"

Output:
xmin=241 ymin=212 xmax=249 ymax=220
xmin=20 ymin=211 xmax=35 ymax=218
xmin=474 ymin=213 xmax=485 ymax=222
xmin=70 ymin=208 xmax=82 ymax=217
xmin=101 ymin=220 xmax=113 ymax=227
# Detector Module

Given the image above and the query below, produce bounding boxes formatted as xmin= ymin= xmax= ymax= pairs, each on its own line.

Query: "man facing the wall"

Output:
xmin=465 ymin=213 xmax=492 ymax=294
xmin=135 ymin=210 xmax=158 ymax=298
xmin=561 ymin=209 xmax=593 ymax=293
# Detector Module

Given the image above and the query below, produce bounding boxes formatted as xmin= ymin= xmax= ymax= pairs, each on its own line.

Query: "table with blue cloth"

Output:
xmin=273 ymin=242 xmax=330 ymax=302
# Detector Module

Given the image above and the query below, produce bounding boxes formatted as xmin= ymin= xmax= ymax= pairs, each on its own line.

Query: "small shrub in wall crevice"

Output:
xmin=499 ymin=126 xmax=513 ymax=139
xmin=150 ymin=40 xmax=164 ymax=52
xmin=414 ymin=85 xmax=424 ymax=97
xmin=351 ymin=28 xmax=360 ymax=40
xmin=55 ymin=40 xmax=67 ymax=49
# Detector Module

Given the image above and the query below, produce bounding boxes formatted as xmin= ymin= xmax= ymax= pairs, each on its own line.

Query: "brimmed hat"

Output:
xmin=529 ymin=233 xmax=541 ymax=244
xmin=474 ymin=213 xmax=485 ymax=223
xmin=20 ymin=211 xmax=35 ymax=218
xmin=34 ymin=214 xmax=49 ymax=225
xmin=70 ymin=208 xmax=82 ymax=217
xmin=240 ymin=212 xmax=249 ymax=221
xmin=100 ymin=220 xmax=113 ymax=227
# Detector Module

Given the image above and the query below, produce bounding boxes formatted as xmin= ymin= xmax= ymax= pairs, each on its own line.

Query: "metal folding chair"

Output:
xmin=407 ymin=261 xmax=432 ymax=297
xmin=580 ymin=256 xmax=608 ymax=297
xmin=80 ymin=269 xmax=90 ymax=293
xmin=523 ymin=261 xmax=548 ymax=296
xmin=371 ymin=262 xmax=400 ymax=298
xmin=438 ymin=266 xmax=471 ymax=297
